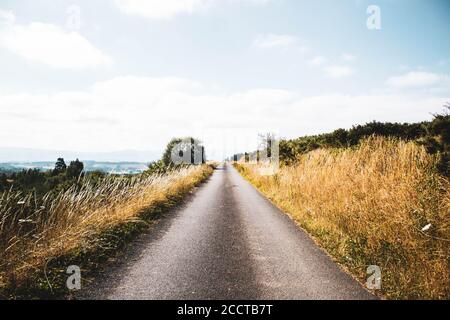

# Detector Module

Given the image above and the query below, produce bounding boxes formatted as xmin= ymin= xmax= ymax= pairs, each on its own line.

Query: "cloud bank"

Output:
xmin=114 ymin=0 xmax=272 ymax=20
xmin=386 ymin=71 xmax=450 ymax=89
xmin=0 ymin=76 xmax=447 ymax=159
xmin=0 ymin=9 xmax=112 ymax=69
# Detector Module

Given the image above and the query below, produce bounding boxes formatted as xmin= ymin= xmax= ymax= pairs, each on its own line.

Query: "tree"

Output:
xmin=66 ymin=159 xmax=84 ymax=179
xmin=424 ymin=104 xmax=450 ymax=176
xmin=258 ymin=132 xmax=277 ymax=160
xmin=162 ymin=137 xmax=205 ymax=166
xmin=0 ymin=173 xmax=7 ymax=192
xmin=53 ymin=158 xmax=67 ymax=175
xmin=162 ymin=138 xmax=183 ymax=166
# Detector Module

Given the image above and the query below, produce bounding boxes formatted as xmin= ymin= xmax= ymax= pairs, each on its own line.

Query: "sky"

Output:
xmin=0 ymin=0 xmax=449 ymax=161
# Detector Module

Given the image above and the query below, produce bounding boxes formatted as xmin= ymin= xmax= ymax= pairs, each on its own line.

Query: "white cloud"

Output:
xmin=253 ymin=34 xmax=297 ymax=49
xmin=323 ymin=65 xmax=354 ymax=79
xmin=341 ymin=53 xmax=356 ymax=62
xmin=114 ymin=0 xmax=209 ymax=20
xmin=0 ymin=9 xmax=14 ymax=25
xmin=0 ymin=75 xmax=447 ymax=159
xmin=308 ymin=56 xmax=327 ymax=66
xmin=0 ymin=10 xmax=112 ymax=69
xmin=386 ymin=71 xmax=449 ymax=88
xmin=252 ymin=33 xmax=308 ymax=52
xmin=306 ymin=53 xmax=356 ymax=77
xmin=114 ymin=0 xmax=272 ymax=20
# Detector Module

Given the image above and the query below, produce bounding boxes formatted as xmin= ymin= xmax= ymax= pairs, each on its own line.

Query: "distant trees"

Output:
xmin=53 ymin=158 xmax=67 ymax=175
xmin=162 ymin=137 xmax=205 ymax=166
xmin=16 ymin=168 xmax=46 ymax=190
xmin=230 ymin=104 xmax=450 ymax=177
xmin=162 ymin=138 xmax=183 ymax=167
xmin=276 ymin=120 xmax=432 ymax=165
xmin=148 ymin=137 xmax=206 ymax=174
xmin=258 ymin=132 xmax=277 ymax=160
xmin=0 ymin=158 xmax=87 ymax=196
xmin=67 ymin=159 xmax=84 ymax=179
xmin=52 ymin=158 xmax=84 ymax=178
xmin=422 ymin=104 xmax=450 ymax=176
xmin=0 ymin=173 xmax=8 ymax=192
xmin=228 ymin=133 xmax=277 ymax=164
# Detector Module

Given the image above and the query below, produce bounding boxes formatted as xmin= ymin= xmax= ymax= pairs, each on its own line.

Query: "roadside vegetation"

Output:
xmin=234 ymin=107 xmax=450 ymax=299
xmin=0 ymin=138 xmax=213 ymax=299
xmin=0 ymin=158 xmax=92 ymax=196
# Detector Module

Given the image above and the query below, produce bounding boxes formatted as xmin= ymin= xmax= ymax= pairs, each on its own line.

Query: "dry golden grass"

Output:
xmin=0 ymin=165 xmax=213 ymax=290
xmin=235 ymin=137 xmax=449 ymax=299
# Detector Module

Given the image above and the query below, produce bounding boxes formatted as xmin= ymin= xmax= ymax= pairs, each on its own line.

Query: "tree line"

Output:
xmin=147 ymin=137 xmax=206 ymax=174
xmin=1 ymin=137 xmax=208 ymax=196
xmin=232 ymin=105 xmax=449 ymax=177
xmin=0 ymin=158 xmax=95 ymax=196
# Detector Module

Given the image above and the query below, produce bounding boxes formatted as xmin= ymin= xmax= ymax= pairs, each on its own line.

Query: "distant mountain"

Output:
xmin=0 ymin=147 xmax=161 ymax=163
xmin=0 ymin=161 xmax=149 ymax=174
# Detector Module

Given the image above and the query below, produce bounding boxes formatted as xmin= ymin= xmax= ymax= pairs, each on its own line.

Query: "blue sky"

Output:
xmin=0 ymin=0 xmax=449 ymax=160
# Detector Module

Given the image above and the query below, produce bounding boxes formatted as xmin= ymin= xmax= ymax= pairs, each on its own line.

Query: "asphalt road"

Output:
xmin=82 ymin=163 xmax=375 ymax=300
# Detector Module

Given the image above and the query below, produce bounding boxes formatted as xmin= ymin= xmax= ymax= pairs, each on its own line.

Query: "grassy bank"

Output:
xmin=0 ymin=164 xmax=213 ymax=299
xmin=235 ymin=137 xmax=449 ymax=299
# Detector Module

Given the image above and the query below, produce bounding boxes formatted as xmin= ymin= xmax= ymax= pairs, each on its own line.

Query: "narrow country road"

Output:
xmin=81 ymin=163 xmax=375 ymax=300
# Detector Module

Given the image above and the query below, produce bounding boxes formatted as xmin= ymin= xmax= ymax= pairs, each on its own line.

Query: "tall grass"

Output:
xmin=235 ymin=137 xmax=449 ymax=299
xmin=0 ymin=165 xmax=212 ymax=290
